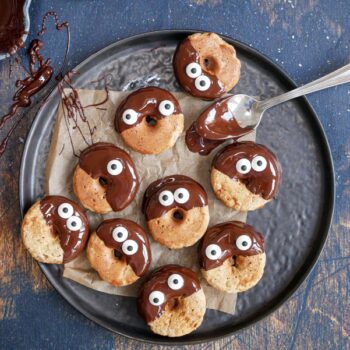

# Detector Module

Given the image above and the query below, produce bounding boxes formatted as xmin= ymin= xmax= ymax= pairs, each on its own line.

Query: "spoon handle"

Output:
xmin=257 ymin=62 xmax=350 ymax=111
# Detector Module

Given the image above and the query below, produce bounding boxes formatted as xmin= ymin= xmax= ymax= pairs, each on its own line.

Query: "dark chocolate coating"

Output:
xmin=40 ymin=195 xmax=89 ymax=263
xmin=137 ymin=264 xmax=201 ymax=323
xmin=114 ymin=87 xmax=182 ymax=133
xmin=212 ymin=141 xmax=282 ymax=200
xmin=199 ymin=221 xmax=265 ymax=271
xmin=96 ymin=218 xmax=151 ymax=277
xmin=173 ymin=38 xmax=225 ymax=100
xmin=142 ymin=175 xmax=208 ymax=221
xmin=78 ymin=142 xmax=139 ymax=211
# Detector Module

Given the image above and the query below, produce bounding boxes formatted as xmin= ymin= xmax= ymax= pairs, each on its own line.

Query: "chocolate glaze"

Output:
xmin=213 ymin=141 xmax=282 ymax=200
xmin=137 ymin=265 xmax=201 ymax=323
xmin=199 ymin=221 xmax=265 ymax=271
xmin=0 ymin=0 xmax=26 ymax=54
xmin=173 ymin=38 xmax=225 ymax=100
xmin=195 ymin=96 xmax=254 ymax=140
xmin=185 ymin=121 xmax=225 ymax=156
xmin=142 ymin=175 xmax=208 ymax=221
xmin=115 ymin=87 xmax=182 ymax=133
xmin=96 ymin=218 xmax=151 ymax=276
xmin=40 ymin=195 xmax=89 ymax=263
xmin=78 ymin=142 xmax=139 ymax=211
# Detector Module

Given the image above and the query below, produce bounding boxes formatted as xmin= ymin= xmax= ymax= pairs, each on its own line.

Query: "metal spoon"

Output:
xmin=210 ymin=62 xmax=350 ymax=139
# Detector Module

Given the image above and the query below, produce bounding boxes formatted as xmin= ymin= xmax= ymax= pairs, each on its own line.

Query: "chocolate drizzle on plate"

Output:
xmin=199 ymin=221 xmax=265 ymax=271
xmin=40 ymin=195 xmax=89 ymax=263
xmin=96 ymin=218 xmax=151 ymax=276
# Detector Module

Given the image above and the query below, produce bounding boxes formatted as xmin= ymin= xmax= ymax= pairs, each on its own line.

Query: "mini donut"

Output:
xmin=73 ymin=142 xmax=139 ymax=214
xmin=211 ymin=141 xmax=282 ymax=211
xmin=114 ymin=87 xmax=184 ymax=154
xmin=142 ymin=175 xmax=209 ymax=249
xmin=173 ymin=32 xmax=241 ymax=100
xmin=137 ymin=264 xmax=206 ymax=337
xmin=199 ymin=221 xmax=266 ymax=293
xmin=21 ymin=195 xmax=89 ymax=264
xmin=87 ymin=218 xmax=151 ymax=286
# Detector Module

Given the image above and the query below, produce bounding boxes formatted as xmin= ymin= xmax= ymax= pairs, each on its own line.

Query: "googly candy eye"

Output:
xmin=195 ymin=75 xmax=211 ymax=91
xmin=122 ymin=239 xmax=138 ymax=255
xmin=107 ymin=159 xmax=123 ymax=176
xmin=57 ymin=203 xmax=74 ymax=219
xmin=112 ymin=226 xmax=128 ymax=242
xmin=236 ymin=235 xmax=253 ymax=251
xmin=186 ymin=62 xmax=202 ymax=78
xmin=158 ymin=100 xmax=175 ymax=116
xmin=174 ymin=188 xmax=190 ymax=204
xmin=149 ymin=291 xmax=165 ymax=306
xmin=251 ymin=156 xmax=267 ymax=172
xmin=122 ymin=109 xmax=138 ymax=125
xmin=66 ymin=216 xmax=83 ymax=231
xmin=167 ymin=274 xmax=184 ymax=290
xmin=236 ymin=158 xmax=251 ymax=174
xmin=205 ymin=244 xmax=222 ymax=260
xmin=158 ymin=190 xmax=174 ymax=206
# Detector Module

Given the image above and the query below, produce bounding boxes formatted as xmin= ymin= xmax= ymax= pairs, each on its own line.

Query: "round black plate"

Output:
xmin=19 ymin=30 xmax=334 ymax=345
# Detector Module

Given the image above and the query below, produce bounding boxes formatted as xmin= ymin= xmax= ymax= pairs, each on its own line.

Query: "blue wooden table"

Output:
xmin=0 ymin=1 xmax=349 ymax=349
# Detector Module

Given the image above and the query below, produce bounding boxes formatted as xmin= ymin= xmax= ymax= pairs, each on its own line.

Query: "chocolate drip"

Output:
xmin=115 ymin=87 xmax=181 ymax=133
xmin=142 ymin=175 xmax=208 ymax=221
xmin=78 ymin=142 xmax=139 ymax=211
xmin=137 ymin=265 xmax=201 ymax=323
xmin=96 ymin=218 xmax=151 ymax=276
xmin=40 ymin=196 xmax=89 ymax=263
xmin=173 ymin=38 xmax=225 ymax=100
xmin=212 ymin=141 xmax=282 ymax=200
xmin=199 ymin=221 xmax=265 ymax=271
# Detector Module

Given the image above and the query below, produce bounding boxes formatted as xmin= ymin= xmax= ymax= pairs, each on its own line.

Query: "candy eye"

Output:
xmin=66 ymin=216 xmax=82 ymax=231
xmin=112 ymin=226 xmax=128 ymax=242
xmin=158 ymin=190 xmax=174 ymax=206
xmin=167 ymin=274 xmax=184 ymax=290
xmin=236 ymin=158 xmax=251 ymax=174
xmin=122 ymin=109 xmax=138 ymax=125
xmin=58 ymin=203 xmax=74 ymax=219
xmin=195 ymin=75 xmax=211 ymax=91
xmin=205 ymin=244 xmax=222 ymax=260
xmin=174 ymin=188 xmax=190 ymax=204
xmin=251 ymin=156 xmax=267 ymax=172
xmin=236 ymin=235 xmax=253 ymax=251
xmin=158 ymin=100 xmax=175 ymax=116
xmin=186 ymin=62 xmax=202 ymax=78
xmin=149 ymin=291 xmax=165 ymax=306
xmin=122 ymin=239 xmax=138 ymax=255
xmin=107 ymin=159 xmax=123 ymax=176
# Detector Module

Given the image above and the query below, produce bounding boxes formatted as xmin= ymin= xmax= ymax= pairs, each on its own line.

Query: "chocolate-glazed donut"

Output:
xmin=87 ymin=218 xmax=151 ymax=286
xmin=137 ymin=265 xmax=206 ymax=337
xmin=211 ymin=141 xmax=282 ymax=211
xmin=142 ymin=175 xmax=210 ymax=249
xmin=73 ymin=142 xmax=139 ymax=214
xmin=21 ymin=195 xmax=89 ymax=264
xmin=173 ymin=32 xmax=241 ymax=100
xmin=199 ymin=221 xmax=266 ymax=293
xmin=115 ymin=87 xmax=184 ymax=154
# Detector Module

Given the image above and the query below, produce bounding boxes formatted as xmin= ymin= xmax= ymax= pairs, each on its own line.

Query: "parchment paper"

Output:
xmin=46 ymin=88 xmax=255 ymax=314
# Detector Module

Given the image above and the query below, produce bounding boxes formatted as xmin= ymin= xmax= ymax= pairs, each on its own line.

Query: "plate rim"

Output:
xmin=19 ymin=29 xmax=335 ymax=345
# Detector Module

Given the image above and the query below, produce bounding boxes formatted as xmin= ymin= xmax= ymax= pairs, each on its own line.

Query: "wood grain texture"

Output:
xmin=0 ymin=0 xmax=349 ymax=349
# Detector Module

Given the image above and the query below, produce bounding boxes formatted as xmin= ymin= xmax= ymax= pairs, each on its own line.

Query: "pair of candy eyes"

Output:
xmin=122 ymin=100 xmax=175 ymax=125
xmin=112 ymin=226 xmax=138 ymax=255
xmin=236 ymin=156 xmax=267 ymax=175
xmin=148 ymin=274 xmax=185 ymax=306
xmin=57 ymin=203 xmax=83 ymax=231
xmin=205 ymin=234 xmax=253 ymax=260
xmin=158 ymin=188 xmax=190 ymax=206
xmin=185 ymin=63 xmax=211 ymax=92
